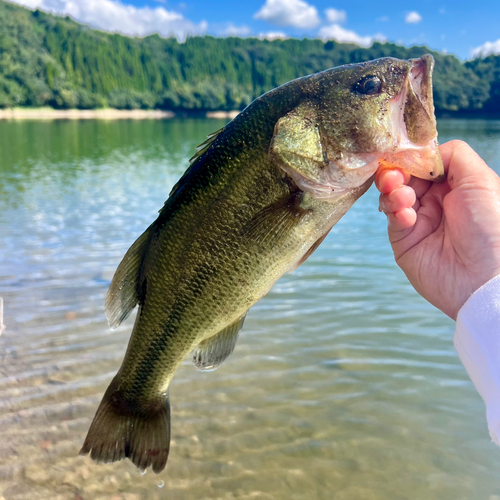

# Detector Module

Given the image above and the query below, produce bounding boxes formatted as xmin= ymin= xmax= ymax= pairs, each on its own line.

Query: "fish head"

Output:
xmin=271 ymin=54 xmax=444 ymax=200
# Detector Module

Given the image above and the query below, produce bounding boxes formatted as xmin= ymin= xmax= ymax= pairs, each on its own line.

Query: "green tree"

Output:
xmin=0 ymin=0 xmax=498 ymax=114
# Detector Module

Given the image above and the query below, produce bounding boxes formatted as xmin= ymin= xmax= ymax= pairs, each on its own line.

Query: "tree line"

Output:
xmin=0 ymin=0 xmax=499 ymax=114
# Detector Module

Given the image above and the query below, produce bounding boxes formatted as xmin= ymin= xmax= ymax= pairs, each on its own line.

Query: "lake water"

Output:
xmin=1 ymin=118 xmax=500 ymax=500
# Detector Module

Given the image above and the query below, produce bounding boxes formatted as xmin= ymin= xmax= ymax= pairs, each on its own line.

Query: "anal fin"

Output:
xmin=192 ymin=313 xmax=247 ymax=371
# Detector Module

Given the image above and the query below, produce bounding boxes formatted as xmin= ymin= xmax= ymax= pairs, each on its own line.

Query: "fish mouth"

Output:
xmin=406 ymin=55 xmax=435 ymax=135
xmin=380 ymin=54 xmax=445 ymax=182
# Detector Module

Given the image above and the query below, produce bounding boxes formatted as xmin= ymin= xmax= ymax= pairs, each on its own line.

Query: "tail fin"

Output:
xmin=80 ymin=377 xmax=171 ymax=473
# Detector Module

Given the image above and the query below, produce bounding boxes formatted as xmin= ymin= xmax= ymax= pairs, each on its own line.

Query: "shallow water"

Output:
xmin=1 ymin=118 xmax=500 ymax=500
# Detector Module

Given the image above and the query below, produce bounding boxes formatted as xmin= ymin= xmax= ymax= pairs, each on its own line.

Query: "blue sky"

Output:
xmin=10 ymin=0 xmax=500 ymax=59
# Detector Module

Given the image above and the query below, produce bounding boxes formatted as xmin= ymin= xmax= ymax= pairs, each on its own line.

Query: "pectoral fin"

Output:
xmin=192 ymin=313 xmax=247 ymax=371
xmin=241 ymin=192 xmax=308 ymax=246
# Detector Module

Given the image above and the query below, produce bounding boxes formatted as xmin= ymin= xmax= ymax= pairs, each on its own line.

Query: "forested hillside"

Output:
xmin=1 ymin=0 xmax=499 ymax=114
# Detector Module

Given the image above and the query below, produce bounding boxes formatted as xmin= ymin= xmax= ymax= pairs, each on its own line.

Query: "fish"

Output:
xmin=80 ymin=54 xmax=444 ymax=473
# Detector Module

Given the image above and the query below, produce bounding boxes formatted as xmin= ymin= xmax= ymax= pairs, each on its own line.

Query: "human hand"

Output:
xmin=376 ymin=140 xmax=500 ymax=320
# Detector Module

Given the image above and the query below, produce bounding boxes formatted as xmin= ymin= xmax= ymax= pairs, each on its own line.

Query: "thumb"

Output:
xmin=440 ymin=140 xmax=493 ymax=190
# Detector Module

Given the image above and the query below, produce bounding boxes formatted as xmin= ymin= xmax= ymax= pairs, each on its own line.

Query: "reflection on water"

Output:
xmin=1 ymin=118 xmax=500 ymax=499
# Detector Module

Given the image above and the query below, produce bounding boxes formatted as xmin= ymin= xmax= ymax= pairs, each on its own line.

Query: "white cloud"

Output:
xmin=377 ymin=15 xmax=389 ymax=22
xmin=325 ymin=8 xmax=346 ymax=24
xmin=319 ymin=24 xmax=385 ymax=47
xmin=10 ymin=0 xmax=207 ymax=40
xmin=471 ymin=39 xmax=500 ymax=58
xmin=223 ymin=23 xmax=252 ymax=37
xmin=258 ymin=31 xmax=288 ymax=40
xmin=254 ymin=0 xmax=320 ymax=29
xmin=405 ymin=11 xmax=422 ymax=24
xmin=9 ymin=0 xmax=39 ymax=6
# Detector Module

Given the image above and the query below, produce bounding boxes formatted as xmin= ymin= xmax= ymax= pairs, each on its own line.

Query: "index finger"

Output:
xmin=375 ymin=166 xmax=434 ymax=200
xmin=375 ymin=168 xmax=409 ymax=194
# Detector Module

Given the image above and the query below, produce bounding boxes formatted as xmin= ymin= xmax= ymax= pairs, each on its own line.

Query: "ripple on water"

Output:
xmin=1 ymin=119 xmax=500 ymax=499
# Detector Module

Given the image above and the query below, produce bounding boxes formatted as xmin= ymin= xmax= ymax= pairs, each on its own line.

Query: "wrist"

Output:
xmin=459 ymin=273 xmax=500 ymax=317
xmin=449 ymin=268 xmax=500 ymax=320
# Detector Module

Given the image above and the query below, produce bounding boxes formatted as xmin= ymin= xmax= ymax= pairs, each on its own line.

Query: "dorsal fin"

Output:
xmin=105 ymin=226 xmax=152 ymax=329
xmin=192 ymin=313 xmax=247 ymax=371
xmin=189 ymin=127 xmax=225 ymax=165
xmin=167 ymin=126 xmax=225 ymax=200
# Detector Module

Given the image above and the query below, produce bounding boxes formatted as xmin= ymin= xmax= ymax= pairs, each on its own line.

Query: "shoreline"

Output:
xmin=1 ymin=108 xmax=498 ymax=122
xmin=0 ymin=108 xmax=241 ymax=121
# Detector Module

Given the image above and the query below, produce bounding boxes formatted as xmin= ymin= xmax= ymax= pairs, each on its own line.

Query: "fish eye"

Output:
xmin=355 ymin=76 xmax=382 ymax=96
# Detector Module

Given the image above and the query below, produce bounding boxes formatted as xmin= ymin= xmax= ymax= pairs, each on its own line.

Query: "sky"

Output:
xmin=9 ymin=0 xmax=500 ymax=60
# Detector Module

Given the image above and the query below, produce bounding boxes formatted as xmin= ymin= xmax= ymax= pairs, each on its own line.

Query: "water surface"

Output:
xmin=1 ymin=118 xmax=500 ymax=500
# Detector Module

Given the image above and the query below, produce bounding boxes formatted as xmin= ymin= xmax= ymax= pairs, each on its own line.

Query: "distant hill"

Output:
xmin=1 ymin=0 xmax=499 ymax=114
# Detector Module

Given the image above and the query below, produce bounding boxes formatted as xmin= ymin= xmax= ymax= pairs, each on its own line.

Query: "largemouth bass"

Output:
xmin=81 ymin=55 xmax=444 ymax=473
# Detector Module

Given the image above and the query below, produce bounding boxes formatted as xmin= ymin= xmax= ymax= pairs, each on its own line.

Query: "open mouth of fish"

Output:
xmin=380 ymin=55 xmax=444 ymax=182
xmin=291 ymin=55 xmax=445 ymax=200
